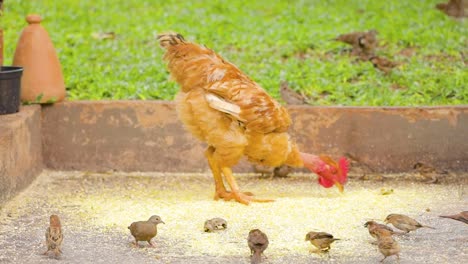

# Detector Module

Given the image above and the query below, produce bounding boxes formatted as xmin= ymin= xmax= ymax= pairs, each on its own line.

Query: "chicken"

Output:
xmin=43 ymin=215 xmax=63 ymax=258
xmin=158 ymin=33 xmax=349 ymax=205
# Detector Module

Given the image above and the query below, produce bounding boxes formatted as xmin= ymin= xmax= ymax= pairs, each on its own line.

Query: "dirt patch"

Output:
xmin=0 ymin=171 xmax=466 ymax=263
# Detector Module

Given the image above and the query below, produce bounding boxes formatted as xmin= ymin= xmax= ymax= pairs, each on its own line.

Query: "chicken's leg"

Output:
xmin=206 ymin=147 xmax=254 ymax=201
xmin=205 ymin=146 xmax=229 ymax=200
xmin=221 ymin=167 xmax=274 ymax=205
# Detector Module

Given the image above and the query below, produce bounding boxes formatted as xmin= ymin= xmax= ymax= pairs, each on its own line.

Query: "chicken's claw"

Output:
xmin=214 ymin=190 xmax=253 ymax=200
xmin=214 ymin=190 xmax=273 ymax=205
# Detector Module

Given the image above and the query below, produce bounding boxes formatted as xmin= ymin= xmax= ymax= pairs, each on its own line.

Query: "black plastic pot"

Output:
xmin=0 ymin=66 xmax=24 ymax=115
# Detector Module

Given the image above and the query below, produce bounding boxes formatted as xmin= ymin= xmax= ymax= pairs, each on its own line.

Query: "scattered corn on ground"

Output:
xmin=0 ymin=170 xmax=466 ymax=263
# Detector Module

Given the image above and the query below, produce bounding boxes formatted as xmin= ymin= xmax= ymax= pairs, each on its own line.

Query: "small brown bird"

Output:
xmin=335 ymin=30 xmax=378 ymax=59
xmin=384 ymin=214 xmax=435 ymax=233
xmin=439 ymin=211 xmax=468 ymax=224
xmin=280 ymin=81 xmax=308 ymax=105
xmin=376 ymin=235 xmax=400 ymax=263
xmin=273 ymin=165 xmax=294 ymax=178
xmin=252 ymin=164 xmax=274 ymax=177
xmin=436 ymin=0 xmax=467 ymax=18
xmin=43 ymin=214 xmax=63 ymax=258
xmin=305 ymin=231 xmax=340 ymax=252
xmin=247 ymin=229 xmax=269 ymax=264
xmin=128 ymin=215 xmax=165 ymax=247
xmin=364 ymin=221 xmax=401 ymax=239
xmin=369 ymin=56 xmax=399 ymax=74
xmin=413 ymin=162 xmax=448 ymax=183
xmin=204 ymin=217 xmax=228 ymax=232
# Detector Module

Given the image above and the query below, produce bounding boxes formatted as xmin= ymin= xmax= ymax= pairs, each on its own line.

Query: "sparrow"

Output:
xmin=413 ymin=162 xmax=448 ymax=184
xmin=248 ymin=229 xmax=269 ymax=264
xmin=369 ymin=56 xmax=399 ymax=74
xmin=364 ymin=221 xmax=401 ymax=239
xmin=439 ymin=211 xmax=468 ymax=224
xmin=280 ymin=81 xmax=308 ymax=105
xmin=435 ymin=0 xmax=467 ymax=18
xmin=305 ymin=231 xmax=340 ymax=252
xmin=384 ymin=214 xmax=435 ymax=233
xmin=273 ymin=165 xmax=294 ymax=178
xmin=128 ymin=215 xmax=165 ymax=247
xmin=252 ymin=164 xmax=274 ymax=177
xmin=376 ymin=235 xmax=400 ymax=263
xmin=43 ymin=215 xmax=63 ymax=258
xmin=335 ymin=30 xmax=378 ymax=59
xmin=204 ymin=217 xmax=228 ymax=232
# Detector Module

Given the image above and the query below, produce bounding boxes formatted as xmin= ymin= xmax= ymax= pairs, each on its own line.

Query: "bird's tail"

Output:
xmin=53 ymin=248 xmax=61 ymax=257
xmin=251 ymin=251 xmax=262 ymax=264
xmin=157 ymin=32 xmax=225 ymax=92
xmin=157 ymin=32 xmax=186 ymax=49
xmin=439 ymin=215 xmax=454 ymax=220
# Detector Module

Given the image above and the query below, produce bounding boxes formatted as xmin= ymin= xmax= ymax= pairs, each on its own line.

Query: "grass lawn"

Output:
xmin=2 ymin=0 xmax=467 ymax=105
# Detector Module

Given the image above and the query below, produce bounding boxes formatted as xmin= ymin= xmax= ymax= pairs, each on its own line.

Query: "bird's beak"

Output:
xmin=161 ymin=221 xmax=165 ymax=224
xmin=334 ymin=181 xmax=344 ymax=193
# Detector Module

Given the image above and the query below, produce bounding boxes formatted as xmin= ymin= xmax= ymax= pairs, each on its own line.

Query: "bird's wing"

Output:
xmin=312 ymin=232 xmax=334 ymax=239
xmin=204 ymin=93 xmax=245 ymax=122
xmin=204 ymin=80 xmax=291 ymax=134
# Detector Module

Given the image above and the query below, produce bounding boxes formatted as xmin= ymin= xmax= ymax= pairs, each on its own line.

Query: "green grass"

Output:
xmin=2 ymin=0 xmax=467 ymax=105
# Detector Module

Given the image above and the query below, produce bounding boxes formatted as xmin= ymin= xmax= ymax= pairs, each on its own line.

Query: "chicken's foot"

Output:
xmin=222 ymin=167 xmax=274 ymax=205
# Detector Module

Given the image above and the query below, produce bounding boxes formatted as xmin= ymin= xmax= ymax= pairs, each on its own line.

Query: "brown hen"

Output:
xmin=158 ymin=33 xmax=348 ymax=205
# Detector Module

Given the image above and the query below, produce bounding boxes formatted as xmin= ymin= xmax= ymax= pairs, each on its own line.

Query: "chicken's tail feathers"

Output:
xmin=157 ymin=32 xmax=186 ymax=48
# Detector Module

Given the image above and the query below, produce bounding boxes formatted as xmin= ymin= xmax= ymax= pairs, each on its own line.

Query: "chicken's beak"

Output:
xmin=161 ymin=221 xmax=166 ymax=224
xmin=334 ymin=181 xmax=344 ymax=193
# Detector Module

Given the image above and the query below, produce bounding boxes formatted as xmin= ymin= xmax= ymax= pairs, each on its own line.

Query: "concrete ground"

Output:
xmin=0 ymin=171 xmax=466 ymax=264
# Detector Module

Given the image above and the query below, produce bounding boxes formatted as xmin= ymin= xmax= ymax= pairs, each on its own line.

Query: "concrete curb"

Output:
xmin=0 ymin=105 xmax=42 ymax=204
xmin=41 ymin=101 xmax=468 ymax=172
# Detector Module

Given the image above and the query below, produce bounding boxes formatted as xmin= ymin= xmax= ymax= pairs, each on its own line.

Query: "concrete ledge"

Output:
xmin=41 ymin=101 xmax=468 ymax=173
xmin=0 ymin=105 xmax=43 ymax=204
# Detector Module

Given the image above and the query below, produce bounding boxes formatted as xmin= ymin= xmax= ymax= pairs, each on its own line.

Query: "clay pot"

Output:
xmin=13 ymin=14 xmax=66 ymax=103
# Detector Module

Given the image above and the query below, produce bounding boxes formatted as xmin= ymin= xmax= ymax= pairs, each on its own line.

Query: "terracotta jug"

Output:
xmin=13 ymin=14 xmax=66 ymax=103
